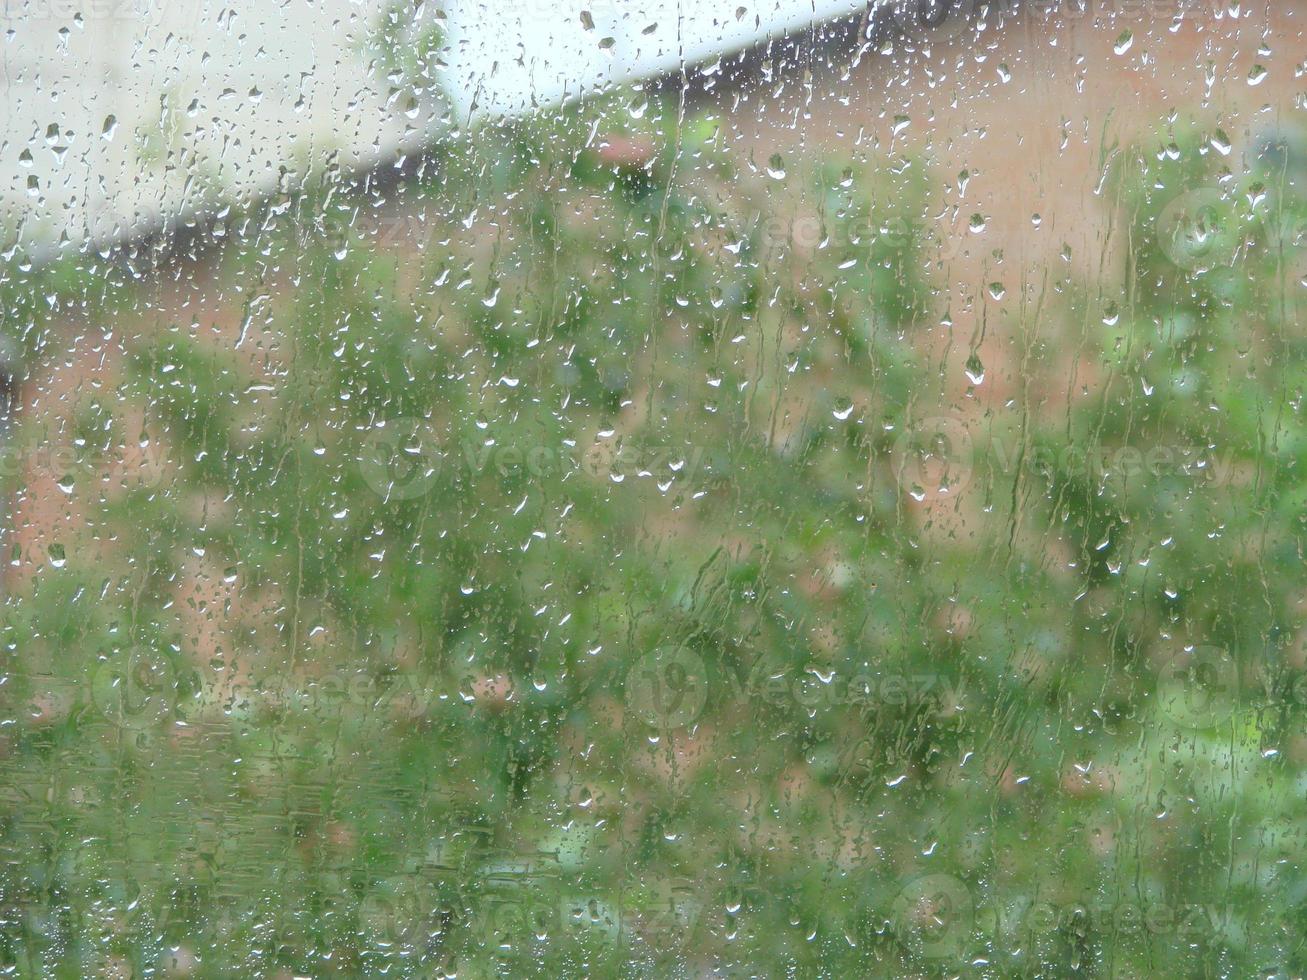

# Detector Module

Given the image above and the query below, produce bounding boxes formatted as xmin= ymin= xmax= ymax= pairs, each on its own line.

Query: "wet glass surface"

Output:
xmin=1 ymin=1 xmax=1306 ymax=976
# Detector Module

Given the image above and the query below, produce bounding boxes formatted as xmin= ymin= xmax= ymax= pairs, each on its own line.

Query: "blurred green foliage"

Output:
xmin=0 ymin=96 xmax=1304 ymax=977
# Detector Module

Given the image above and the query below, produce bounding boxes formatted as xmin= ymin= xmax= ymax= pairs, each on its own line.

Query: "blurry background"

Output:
xmin=2 ymin=1 xmax=1307 ymax=977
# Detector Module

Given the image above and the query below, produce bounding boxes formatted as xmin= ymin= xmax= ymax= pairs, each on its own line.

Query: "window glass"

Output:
xmin=1 ymin=2 xmax=1304 ymax=976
